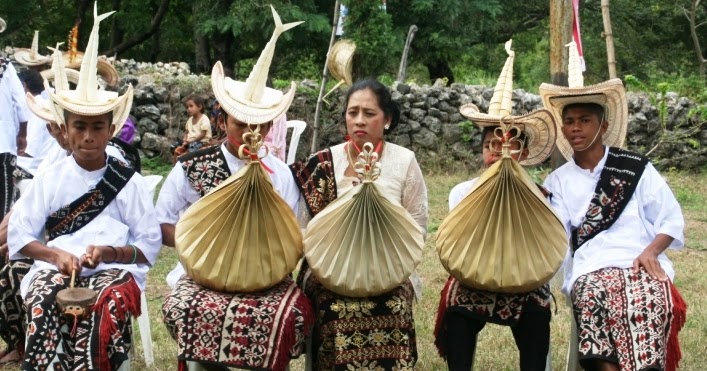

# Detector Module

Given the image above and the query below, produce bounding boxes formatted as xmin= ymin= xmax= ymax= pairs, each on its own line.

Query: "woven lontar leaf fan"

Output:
xmin=304 ymin=143 xmax=424 ymax=297
xmin=175 ymin=127 xmax=303 ymax=293
xmin=436 ymin=131 xmax=567 ymax=293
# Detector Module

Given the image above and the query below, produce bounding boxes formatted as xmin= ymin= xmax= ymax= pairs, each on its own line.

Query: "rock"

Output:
xmin=141 ymin=132 xmax=169 ymax=152
xmin=428 ymin=107 xmax=443 ymax=119
xmin=137 ymin=117 xmax=159 ymax=134
xmin=410 ymin=108 xmax=426 ymax=122
xmin=396 ymin=83 xmax=411 ymax=95
xmin=426 ymin=97 xmax=439 ymax=108
xmin=408 ymin=120 xmax=421 ymax=132
xmin=442 ymin=123 xmax=462 ymax=144
xmin=411 ymin=128 xmax=437 ymax=148
xmin=423 ymin=116 xmax=442 ymax=134
xmin=133 ymin=89 xmax=155 ymax=105
xmin=133 ymin=105 xmax=161 ymax=121
xmin=392 ymin=90 xmax=403 ymax=101
xmin=153 ymin=86 xmax=169 ymax=102
xmin=449 ymin=113 xmax=463 ymax=123
xmin=391 ymin=134 xmax=411 ymax=147
xmin=159 ymin=115 xmax=172 ymax=131
xmin=157 ymin=103 xmax=171 ymax=114
xmin=120 ymin=74 xmax=139 ymax=87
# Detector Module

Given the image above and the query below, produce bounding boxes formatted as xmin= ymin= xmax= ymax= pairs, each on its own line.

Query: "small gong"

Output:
xmin=56 ymin=269 xmax=98 ymax=319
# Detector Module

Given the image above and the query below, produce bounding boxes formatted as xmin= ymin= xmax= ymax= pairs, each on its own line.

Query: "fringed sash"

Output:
xmin=289 ymin=148 xmax=337 ymax=217
xmin=45 ymin=156 xmax=134 ymax=241
xmin=571 ymin=147 xmax=649 ymax=255
xmin=179 ymin=145 xmax=231 ymax=197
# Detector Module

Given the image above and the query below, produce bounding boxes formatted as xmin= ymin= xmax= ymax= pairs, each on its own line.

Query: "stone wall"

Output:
xmin=125 ymin=73 xmax=706 ymax=169
xmin=5 ymin=47 xmax=703 ymax=169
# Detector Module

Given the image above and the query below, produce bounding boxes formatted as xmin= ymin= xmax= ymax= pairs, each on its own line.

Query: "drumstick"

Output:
xmin=70 ymin=269 xmax=76 ymax=289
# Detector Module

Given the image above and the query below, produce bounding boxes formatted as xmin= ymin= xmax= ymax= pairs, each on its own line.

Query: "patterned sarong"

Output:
xmin=301 ymin=268 xmax=417 ymax=370
xmin=23 ymin=268 xmax=140 ymax=370
xmin=162 ymin=275 xmax=314 ymax=371
xmin=433 ymin=276 xmax=551 ymax=357
xmin=0 ymin=258 xmax=32 ymax=353
xmin=572 ymin=267 xmax=686 ymax=371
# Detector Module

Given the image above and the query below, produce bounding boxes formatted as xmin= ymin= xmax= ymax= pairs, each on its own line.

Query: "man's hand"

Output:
xmin=81 ymin=245 xmax=114 ymax=269
xmin=632 ymin=245 xmax=667 ymax=281
xmin=51 ymin=250 xmax=81 ymax=276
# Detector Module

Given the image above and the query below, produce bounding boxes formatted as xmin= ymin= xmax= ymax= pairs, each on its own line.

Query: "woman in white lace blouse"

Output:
xmin=291 ymin=78 xmax=428 ymax=370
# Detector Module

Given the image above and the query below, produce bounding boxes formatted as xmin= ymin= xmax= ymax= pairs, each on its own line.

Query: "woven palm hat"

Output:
xmin=44 ymin=3 xmax=133 ymax=135
xmin=211 ymin=5 xmax=302 ymax=125
xmin=61 ymin=51 xmax=120 ymax=87
xmin=459 ymin=40 xmax=556 ymax=166
xmin=26 ymin=43 xmax=77 ymax=123
xmin=14 ymin=31 xmax=52 ymax=67
xmin=539 ymin=40 xmax=627 ymax=160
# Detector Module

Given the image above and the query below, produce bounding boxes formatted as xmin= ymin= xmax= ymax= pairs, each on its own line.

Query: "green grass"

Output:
xmin=2 ymin=168 xmax=706 ymax=370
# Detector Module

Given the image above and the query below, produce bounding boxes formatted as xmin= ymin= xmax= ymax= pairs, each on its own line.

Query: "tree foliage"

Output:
xmin=0 ymin=0 xmax=703 ymax=97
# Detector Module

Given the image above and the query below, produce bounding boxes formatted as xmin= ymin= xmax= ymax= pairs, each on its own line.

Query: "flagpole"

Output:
xmin=311 ymin=0 xmax=341 ymax=153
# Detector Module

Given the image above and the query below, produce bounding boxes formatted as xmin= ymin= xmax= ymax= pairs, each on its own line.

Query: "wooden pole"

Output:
xmin=601 ymin=0 xmax=617 ymax=79
xmin=310 ymin=0 xmax=341 ymax=153
xmin=396 ymin=25 xmax=418 ymax=82
xmin=549 ymin=0 xmax=574 ymax=169
xmin=549 ymin=0 xmax=573 ymax=86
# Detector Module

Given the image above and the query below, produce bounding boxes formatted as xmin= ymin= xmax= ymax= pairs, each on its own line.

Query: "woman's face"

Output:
xmin=345 ymin=88 xmax=390 ymax=148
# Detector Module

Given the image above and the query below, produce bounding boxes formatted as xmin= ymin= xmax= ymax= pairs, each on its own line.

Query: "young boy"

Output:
xmin=435 ymin=40 xmax=559 ymax=371
xmin=540 ymin=42 xmax=686 ymax=371
xmin=8 ymin=5 xmax=161 ymax=369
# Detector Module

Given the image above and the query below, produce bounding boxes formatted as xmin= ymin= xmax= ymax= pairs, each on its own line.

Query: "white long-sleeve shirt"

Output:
xmin=155 ymin=143 xmax=300 ymax=288
xmin=8 ymin=155 xmax=162 ymax=297
xmin=543 ymin=147 xmax=684 ymax=295
xmin=16 ymin=94 xmax=53 ymax=175
xmin=0 ymin=61 xmax=30 ymax=155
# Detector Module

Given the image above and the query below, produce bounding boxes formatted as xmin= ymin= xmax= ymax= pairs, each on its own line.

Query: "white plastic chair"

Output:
xmin=286 ymin=120 xmax=307 ymax=165
xmin=132 ymin=174 xmax=163 ymax=368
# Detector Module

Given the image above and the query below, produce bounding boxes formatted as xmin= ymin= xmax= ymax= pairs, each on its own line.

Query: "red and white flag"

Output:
xmin=572 ymin=0 xmax=586 ymax=71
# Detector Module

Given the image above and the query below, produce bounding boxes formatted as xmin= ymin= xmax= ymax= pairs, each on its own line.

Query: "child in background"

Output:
xmin=181 ymin=95 xmax=211 ymax=152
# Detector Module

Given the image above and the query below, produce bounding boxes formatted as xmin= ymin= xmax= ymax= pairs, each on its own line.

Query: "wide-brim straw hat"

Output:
xmin=41 ymin=3 xmax=132 ymax=135
xmin=539 ymin=41 xmax=627 ymax=160
xmin=13 ymin=31 xmax=51 ymax=66
xmin=26 ymin=68 xmax=81 ymax=123
xmin=62 ymin=52 xmax=120 ymax=87
xmin=460 ymin=104 xmax=556 ymax=166
xmin=459 ymin=39 xmax=556 ymax=166
xmin=211 ymin=5 xmax=302 ymax=125
xmin=539 ymin=79 xmax=627 ymax=161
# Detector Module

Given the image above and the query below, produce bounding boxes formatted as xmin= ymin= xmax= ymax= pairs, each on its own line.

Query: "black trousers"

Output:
xmin=0 ymin=153 xmax=16 ymax=219
xmin=445 ymin=304 xmax=551 ymax=371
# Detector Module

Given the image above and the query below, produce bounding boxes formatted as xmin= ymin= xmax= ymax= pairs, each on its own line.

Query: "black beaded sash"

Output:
xmin=45 ymin=156 xmax=135 ymax=241
xmin=571 ymin=147 xmax=649 ymax=255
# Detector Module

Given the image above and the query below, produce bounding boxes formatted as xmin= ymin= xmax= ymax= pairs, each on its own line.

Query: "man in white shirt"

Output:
xmin=0 ymin=56 xmax=29 ymax=219
xmin=159 ymin=7 xmax=313 ymax=370
xmin=540 ymin=73 xmax=686 ymax=371
xmin=9 ymin=6 xmax=161 ymax=370
xmin=15 ymin=69 xmax=53 ymax=181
